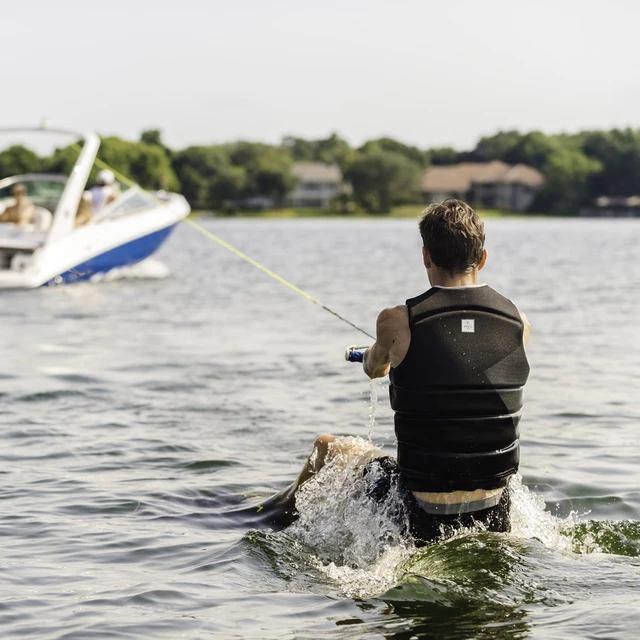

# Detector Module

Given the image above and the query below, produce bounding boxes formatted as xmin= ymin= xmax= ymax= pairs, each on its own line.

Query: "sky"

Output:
xmin=2 ymin=0 xmax=639 ymax=152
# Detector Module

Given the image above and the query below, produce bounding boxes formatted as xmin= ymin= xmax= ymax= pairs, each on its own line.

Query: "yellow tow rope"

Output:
xmin=182 ymin=217 xmax=375 ymax=340
xmin=72 ymin=143 xmax=375 ymax=341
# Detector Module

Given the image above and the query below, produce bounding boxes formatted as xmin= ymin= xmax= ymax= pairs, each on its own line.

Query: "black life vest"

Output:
xmin=389 ymin=285 xmax=530 ymax=492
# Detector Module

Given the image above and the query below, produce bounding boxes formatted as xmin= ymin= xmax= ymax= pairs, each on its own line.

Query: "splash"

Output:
xmin=288 ymin=436 xmax=414 ymax=597
xmin=509 ymin=475 xmax=577 ymax=553
xmin=89 ymin=258 xmax=170 ymax=283
xmin=510 ymin=477 xmax=640 ymax=556
xmin=367 ymin=379 xmax=378 ymax=442
xmin=282 ymin=439 xmax=637 ymax=598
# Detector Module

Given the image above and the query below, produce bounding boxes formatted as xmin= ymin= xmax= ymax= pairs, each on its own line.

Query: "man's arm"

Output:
xmin=0 ymin=207 xmax=15 ymax=223
xmin=363 ymin=305 xmax=408 ymax=379
xmin=520 ymin=311 xmax=531 ymax=348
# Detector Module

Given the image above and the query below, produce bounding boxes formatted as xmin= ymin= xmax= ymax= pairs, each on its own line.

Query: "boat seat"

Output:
xmin=0 ymin=223 xmax=47 ymax=250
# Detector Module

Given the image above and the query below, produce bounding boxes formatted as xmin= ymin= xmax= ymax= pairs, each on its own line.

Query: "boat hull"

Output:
xmin=0 ymin=192 xmax=189 ymax=289
xmin=43 ymin=224 xmax=176 ymax=286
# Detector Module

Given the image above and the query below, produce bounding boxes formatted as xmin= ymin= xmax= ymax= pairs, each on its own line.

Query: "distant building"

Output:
xmin=238 ymin=195 xmax=276 ymax=211
xmin=287 ymin=162 xmax=351 ymax=208
xmin=580 ymin=196 xmax=640 ymax=217
xmin=422 ymin=161 xmax=545 ymax=212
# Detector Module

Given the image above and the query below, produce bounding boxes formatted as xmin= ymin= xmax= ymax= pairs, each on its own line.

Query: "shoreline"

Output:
xmin=190 ymin=205 xmax=564 ymax=220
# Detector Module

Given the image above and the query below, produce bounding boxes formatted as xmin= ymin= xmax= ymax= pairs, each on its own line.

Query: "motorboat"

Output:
xmin=0 ymin=127 xmax=190 ymax=289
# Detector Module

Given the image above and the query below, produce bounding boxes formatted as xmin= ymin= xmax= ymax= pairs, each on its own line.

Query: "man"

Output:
xmin=0 ymin=184 xmax=36 ymax=225
xmin=90 ymin=169 xmax=119 ymax=214
xmin=262 ymin=199 xmax=530 ymax=543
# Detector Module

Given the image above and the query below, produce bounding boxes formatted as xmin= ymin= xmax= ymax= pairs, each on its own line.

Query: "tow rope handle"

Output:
xmin=345 ymin=345 xmax=369 ymax=363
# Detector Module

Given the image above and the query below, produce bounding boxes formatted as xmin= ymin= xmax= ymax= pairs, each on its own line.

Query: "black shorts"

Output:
xmin=363 ymin=457 xmax=511 ymax=545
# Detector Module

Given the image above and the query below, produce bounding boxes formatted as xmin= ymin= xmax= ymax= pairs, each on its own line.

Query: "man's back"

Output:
xmin=389 ymin=284 xmax=530 ymax=495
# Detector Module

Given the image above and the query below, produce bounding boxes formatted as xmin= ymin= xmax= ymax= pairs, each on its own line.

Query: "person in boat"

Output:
xmin=90 ymin=169 xmax=119 ymax=214
xmin=75 ymin=194 xmax=93 ymax=226
xmin=0 ymin=184 xmax=36 ymax=225
xmin=260 ymin=199 xmax=531 ymax=543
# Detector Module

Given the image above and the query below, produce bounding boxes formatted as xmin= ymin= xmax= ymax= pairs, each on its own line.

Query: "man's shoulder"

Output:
xmin=377 ymin=305 xmax=409 ymax=338
xmin=375 ymin=305 xmax=409 ymax=353
xmin=377 ymin=304 xmax=408 ymax=326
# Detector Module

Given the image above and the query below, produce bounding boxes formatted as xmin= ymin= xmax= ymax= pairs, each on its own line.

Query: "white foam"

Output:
xmin=286 ymin=439 xmax=591 ymax=597
xmin=89 ymin=258 xmax=170 ymax=283
xmin=509 ymin=475 xmax=579 ymax=552
xmin=289 ymin=436 xmax=414 ymax=597
xmin=367 ymin=379 xmax=379 ymax=442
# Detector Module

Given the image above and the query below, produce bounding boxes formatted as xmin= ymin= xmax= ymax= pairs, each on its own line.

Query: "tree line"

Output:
xmin=1 ymin=128 xmax=640 ymax=214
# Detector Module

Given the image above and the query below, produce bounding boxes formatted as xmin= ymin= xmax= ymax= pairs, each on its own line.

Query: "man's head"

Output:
xmin=12 ymin=184 xmax=27 ymax=201
xmin=418 ymin=199 xmax=486 ymax=275
xmin=96 ymin=170 xmax=115 ymax=187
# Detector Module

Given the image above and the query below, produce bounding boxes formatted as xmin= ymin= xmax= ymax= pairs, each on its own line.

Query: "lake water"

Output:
xmin=1 ymin=217 xmax=639 ymax=639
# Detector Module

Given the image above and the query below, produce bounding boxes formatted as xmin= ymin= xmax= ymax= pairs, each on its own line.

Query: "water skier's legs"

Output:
xmin=255 ymin=435 xmax=360 ymax=528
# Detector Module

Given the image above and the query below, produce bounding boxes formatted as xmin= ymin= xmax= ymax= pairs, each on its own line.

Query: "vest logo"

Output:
xmin=461 ymin=319 xmax=475 ymax=333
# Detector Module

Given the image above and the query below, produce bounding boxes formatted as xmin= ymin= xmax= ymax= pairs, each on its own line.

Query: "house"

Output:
xmin=580 ymin=196 xmax=640 ymax=217
xmin=421 ymin=161 xmax=545 ymax=212
xmin=287 ymin=162 xmax=351 ymax=208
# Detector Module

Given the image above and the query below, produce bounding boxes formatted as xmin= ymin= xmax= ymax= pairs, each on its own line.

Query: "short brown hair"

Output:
xmin=418 ymin=199 xmax=485 ymax=273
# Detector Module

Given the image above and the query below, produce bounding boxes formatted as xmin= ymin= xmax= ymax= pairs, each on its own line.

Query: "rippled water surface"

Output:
xmin=1 ymin=218 xmax=639 ymax=639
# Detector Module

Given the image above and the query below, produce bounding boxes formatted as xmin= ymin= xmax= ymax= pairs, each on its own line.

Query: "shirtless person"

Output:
xmin=261 ymin=199 xmax=530 ymax=543
xmin=0 ymin=184 xmax=36 ymax=225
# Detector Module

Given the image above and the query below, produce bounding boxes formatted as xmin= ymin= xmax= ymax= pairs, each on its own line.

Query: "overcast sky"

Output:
xmin=3 ymin=0 xmax=639 ymax=151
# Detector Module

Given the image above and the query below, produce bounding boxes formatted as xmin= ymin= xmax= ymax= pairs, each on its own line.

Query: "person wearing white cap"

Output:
xmin=90 ymin=169 xmax=119 ymax=213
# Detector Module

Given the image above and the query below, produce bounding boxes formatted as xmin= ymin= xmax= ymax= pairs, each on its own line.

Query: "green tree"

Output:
xmin=47 ymin=136 xmax=179 ymax=191
xmin=140 ymin=129 xmax=163 ymax=146
xmin=98 ymin=137 xmax=178 ymax=189
xmin=502 ymin=131 xmax=560 ymax=170
xmin=314 ymin=133 xmax=353 ymax=167
xmin=281 ymin=136 xmax=316 ymax=161
xmin=208 ymin=165 xmax=247 ymax=211
xmin=172 ymin=145 xmax=235 ymax=209
xmin=473 ymin=131 xmax=522 ymax=161
xmin=0 ymin=145 xmax=42 ymax=176
xmin=282 ymin=133 xmax=353 ymax=167
xmin=578 ymin=128 xmax=640 ymax=197
xmin=345 ymin=146 xmax=421 ymax=213
xmin=45 ymin=144 xmax=82 ymax=175
xmin=130 ymin=143 xmax=179 ymax=191
xmin=228 ymin=142 xmax=296 ymax=206
xmin=426 ymin=147 xmax=459 ymax=166
xmin=533 ymin=147 xmax=602 ymax=213
xmin=140 ymin=129 xmax=173 ymax=160
xmin=360 ymin=137 xmax=425 ymax=166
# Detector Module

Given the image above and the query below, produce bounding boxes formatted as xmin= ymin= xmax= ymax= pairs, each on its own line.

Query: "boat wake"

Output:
xmin=88 ymin=258 xmax=171 ymax=283
xmin=250 ymin=436 xmax=640 ymax=599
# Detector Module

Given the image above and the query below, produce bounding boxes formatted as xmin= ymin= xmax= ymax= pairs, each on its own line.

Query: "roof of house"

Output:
xmin=422 ymin=161 xmax=544 ymax=192
xmin=503 ymin=164 xmax=546 ymax=186
xmin=596 ymin=195 xmax=640 ymax=207
xmin=292 ymin=162 xmax=342 ymax=183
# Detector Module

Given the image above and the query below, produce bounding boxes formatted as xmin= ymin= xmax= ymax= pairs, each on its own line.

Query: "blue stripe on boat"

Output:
xmin=44 ymin=224 xmax=176 ymax=286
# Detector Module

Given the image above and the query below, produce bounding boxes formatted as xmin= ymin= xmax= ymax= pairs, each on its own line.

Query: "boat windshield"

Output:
xmin=0 ymin=175 xmax=67 ymax=215
xmin=97 ymin=187 xmax=157 ymax=221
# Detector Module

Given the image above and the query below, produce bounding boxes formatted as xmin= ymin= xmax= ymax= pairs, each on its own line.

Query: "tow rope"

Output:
xmin=183 ymin=217 xmax=375 ymax=341
xmin=70 ymin=142 xmax=375 ymax=341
